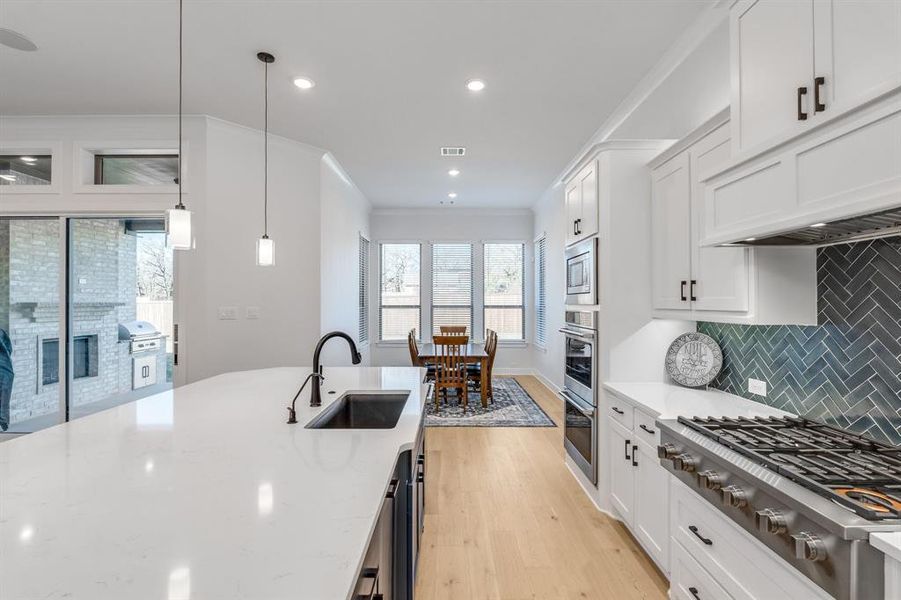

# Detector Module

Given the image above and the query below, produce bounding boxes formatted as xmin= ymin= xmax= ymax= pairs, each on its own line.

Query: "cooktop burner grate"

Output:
xmin=678 ymin=415 xmax=901 ymax=520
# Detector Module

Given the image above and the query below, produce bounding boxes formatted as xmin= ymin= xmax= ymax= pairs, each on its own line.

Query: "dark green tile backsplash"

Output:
xmin=698 ymin=237 xmax=901 ymax=445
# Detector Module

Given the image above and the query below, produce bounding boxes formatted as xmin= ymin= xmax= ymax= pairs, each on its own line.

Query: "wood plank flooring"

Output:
xmin=414 ymin=375 xmax=668 ymax=600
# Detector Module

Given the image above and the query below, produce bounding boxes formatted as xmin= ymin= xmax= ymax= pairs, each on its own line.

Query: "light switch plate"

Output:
xmin=748 ymin=378 xmax=767 ymax=397
xmin=246 ymin=306 xmax=260 ymax=320
xmin=218 ymin=306 xmax=239 ymax=320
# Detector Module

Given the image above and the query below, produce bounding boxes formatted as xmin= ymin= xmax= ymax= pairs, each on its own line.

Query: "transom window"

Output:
xmin=93 ymin=154 xmax=178 ymax=185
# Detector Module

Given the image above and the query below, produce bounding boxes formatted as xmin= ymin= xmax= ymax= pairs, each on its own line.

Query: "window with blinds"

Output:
xmin=535 ymin=236 xmax=547 ymax=347
xmin=379 ymin=243 xmax=421 ymax=341
xmin=431 ymin=243 xmax=473 ymax=336
xmin=484 ymin=243 xmax=525 ymax=340
xmin=359 ymin=235 xmax=370 ymax=344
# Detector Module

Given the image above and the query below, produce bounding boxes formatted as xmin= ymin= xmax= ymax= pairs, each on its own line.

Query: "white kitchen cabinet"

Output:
xmin=731 ymin=0 xmax=901 ymax=156
xmin=731 ymin=0 xmax=815 ymax=153
xmin=608 ymin=417 xmax=635 ymax=527
xmin=564 ymin=159 xmax=598 ymax=246
xmin=633 ymin=439 xmax=669 ymax=570
xmin=651 ymin=112 xmax=817 ymax=325
xmin=607 ymin=395 xmax=670 ymax=575
xmin=651 ymin=152 xmax=692 ymax=311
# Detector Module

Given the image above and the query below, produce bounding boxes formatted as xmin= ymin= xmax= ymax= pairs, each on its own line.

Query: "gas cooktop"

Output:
xmin=679 ymin=415 xmax=901 ymax=521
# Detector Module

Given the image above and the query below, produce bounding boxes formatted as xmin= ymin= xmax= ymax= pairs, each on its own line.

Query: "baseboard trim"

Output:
xmin=531 ymin=370 xmax=559 ymax=395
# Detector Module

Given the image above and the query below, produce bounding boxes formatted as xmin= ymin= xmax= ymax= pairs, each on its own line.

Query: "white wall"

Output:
xmin=531 ymin=186 xmax=567 ymax=389
xmin=368 ymin=208 xmax=534 ymax=372
xmin=610 ymin=22 xmax=730 ymax=140
xmin=0 ymin=114 xmax=371 ymax=385
xmin=319 ymin=153 xmax=372 ymax=366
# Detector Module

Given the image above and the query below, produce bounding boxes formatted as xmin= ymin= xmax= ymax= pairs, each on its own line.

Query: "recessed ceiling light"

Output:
xmin=810 ymin=222 xmax=827 ymax=228
xmin=20 ymin=156 xmax=36 ymax=163
xmin=0 ymin=174 xmax=17 ymax=182
xmin=744 ymin=237 xmax=756 ymax=242
xmin=466 ymin=79 xmax=485 ymax=92
xmin=448 ymin=169 xmax=460 ymax=177
xmin=0 ymin=28 xmax=38 ymax=52
xmin=293 ymin=77 xmax=315 ymax=90
xmin=448 ymin=192 xmax=457 ymax=199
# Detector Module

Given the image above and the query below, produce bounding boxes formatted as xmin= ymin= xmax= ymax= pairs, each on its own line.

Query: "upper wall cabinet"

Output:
xmin=650 ymin=113 xmax=818 ymax=325
xmin=564 ymin=160 xmax=598 ymax=246
xmin=732 ymin=0 xmax=901 ymax=155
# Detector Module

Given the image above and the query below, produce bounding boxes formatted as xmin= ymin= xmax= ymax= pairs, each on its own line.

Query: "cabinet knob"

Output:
xmin=755 ymin=508 xmax=787 ymax=535
xmin=721 ymin=485 xmax=748 ymax=508
xmin=697 ymin=470 xmax=724 ymax=491
xmin=673 ymin=453 xmax=698 ymax=473
xmin=791 ymin=532 xmax=827 ymax=562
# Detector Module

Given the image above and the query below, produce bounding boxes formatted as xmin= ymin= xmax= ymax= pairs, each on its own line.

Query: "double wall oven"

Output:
xmin=559 ymin=310 xmax=598 ymax=484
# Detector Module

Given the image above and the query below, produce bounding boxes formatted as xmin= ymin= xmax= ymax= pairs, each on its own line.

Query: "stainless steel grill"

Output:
xmin=118 ymin=320 xmax=163 ymax=354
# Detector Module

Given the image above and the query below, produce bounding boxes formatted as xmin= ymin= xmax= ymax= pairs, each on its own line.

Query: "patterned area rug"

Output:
xmin=425 ymin=377 xmax=556 ymax=427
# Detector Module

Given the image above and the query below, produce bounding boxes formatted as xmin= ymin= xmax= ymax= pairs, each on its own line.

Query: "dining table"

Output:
xmin=417 ymin=342 xmax=490 ymax=407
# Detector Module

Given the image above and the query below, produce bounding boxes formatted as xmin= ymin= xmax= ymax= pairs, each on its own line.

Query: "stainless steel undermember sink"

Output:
xmin=305 ymin=391 xmax=410 ymax=429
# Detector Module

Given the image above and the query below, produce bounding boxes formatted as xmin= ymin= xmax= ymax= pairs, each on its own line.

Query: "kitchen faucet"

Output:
xmin=287 ymin=331 xmax=362 ymax=423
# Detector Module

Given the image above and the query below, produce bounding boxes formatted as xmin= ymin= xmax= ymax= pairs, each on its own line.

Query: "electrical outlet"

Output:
xmin=246 ymin=306 xmax=261 ymax=320
xmin=218 ymin=306 xmax=239 ymax=320
xmin=748 ymin=378 xmax=767 ymax=397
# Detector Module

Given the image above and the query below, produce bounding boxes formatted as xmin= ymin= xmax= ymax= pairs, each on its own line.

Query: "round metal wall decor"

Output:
xmin=665 ymin=332 xmax=723 ymax=388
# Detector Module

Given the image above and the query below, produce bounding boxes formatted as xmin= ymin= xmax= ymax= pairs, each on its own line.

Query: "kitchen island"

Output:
xmin=0 ymin=366 xmax=429 ymax=600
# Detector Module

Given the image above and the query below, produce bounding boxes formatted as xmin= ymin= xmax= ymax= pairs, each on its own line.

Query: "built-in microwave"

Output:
xmin=565 ymin=237 xmax=597 ymax=305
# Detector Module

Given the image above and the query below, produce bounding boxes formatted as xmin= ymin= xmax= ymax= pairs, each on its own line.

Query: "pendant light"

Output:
xmin=256 ymin=51 xmax=276 ymax=266
xmin=166 ymin=0 xmax=193 ymax=250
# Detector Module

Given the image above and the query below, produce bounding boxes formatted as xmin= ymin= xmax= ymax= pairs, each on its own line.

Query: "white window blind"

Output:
xmin=379 ymin=243 xmax=421 ymax=341
xmin=484 ymin=243 xmax=525 ymax=340
xmin=535 ymin=236 xmax=547 ymax=347
xmin=358 ymin=235 xmax=370 ymax=344
xmin=431 ymin=243 xmax=473 ymax=336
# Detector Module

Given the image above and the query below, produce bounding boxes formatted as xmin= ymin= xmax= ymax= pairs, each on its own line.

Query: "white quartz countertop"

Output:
xmin=602 ymin=381 xmax=793 ymax=420
xmin=0 ymin=366 xmax=429 ymax=600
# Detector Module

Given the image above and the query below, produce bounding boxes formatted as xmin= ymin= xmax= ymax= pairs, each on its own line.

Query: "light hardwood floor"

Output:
xmin=414 ymin=375 xmax=668 ymax=600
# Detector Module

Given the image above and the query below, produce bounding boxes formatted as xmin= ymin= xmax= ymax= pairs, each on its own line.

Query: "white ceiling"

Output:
xmin=0 ymin=1 xmax=711 ymax=208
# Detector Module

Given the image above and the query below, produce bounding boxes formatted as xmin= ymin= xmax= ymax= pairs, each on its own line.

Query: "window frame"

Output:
xmin=482 ymin=241 xmax=526 ymax=342
xmin=430 ymin=242 xmax=474 ymax=338
xmin=358 ymin=234 xmax=370 ymax=345
xmin=534 ymin=235 xmax=547 ymax=349
xmin=378 ymin=241 xmax=422 ymax=342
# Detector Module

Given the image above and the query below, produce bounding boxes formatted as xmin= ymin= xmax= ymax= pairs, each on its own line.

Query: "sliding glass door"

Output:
xmin=0 ymin=216 xmax=174 ymax=434
xmin=0 ymin=218 xmax=64 ymax=433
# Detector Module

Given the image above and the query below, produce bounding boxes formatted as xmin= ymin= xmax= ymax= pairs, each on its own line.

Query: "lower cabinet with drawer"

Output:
xmin=670 ymin=539 xmax=732 ymax=600
xmin=670 ymin=478 xmax=829 ymax=600
xmin=607 ymin=401 xmax=670 ymax=575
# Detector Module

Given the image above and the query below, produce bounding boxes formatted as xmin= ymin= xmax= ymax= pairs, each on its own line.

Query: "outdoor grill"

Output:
xmin=118 ymin=320 xmax=163 ymax=355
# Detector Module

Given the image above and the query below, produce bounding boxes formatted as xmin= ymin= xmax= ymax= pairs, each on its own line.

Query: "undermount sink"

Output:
xmin=305 ymin=391 xmax=409 ymax=429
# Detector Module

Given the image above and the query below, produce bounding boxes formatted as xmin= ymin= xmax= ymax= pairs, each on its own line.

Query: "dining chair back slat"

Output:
xmin=439 ymin=325 xmax=467 ymax=335
xmin=433 ymin=334 xmax=469 ymax=410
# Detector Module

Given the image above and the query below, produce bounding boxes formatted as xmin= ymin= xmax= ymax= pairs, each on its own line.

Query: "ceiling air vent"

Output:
xmin=440 ymin=147 xmax=466 ymax=157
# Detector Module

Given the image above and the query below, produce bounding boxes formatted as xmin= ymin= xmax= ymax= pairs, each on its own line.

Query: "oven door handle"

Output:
xmin=558 ymin=390 xmax=595 ymax=417
xmin=558 ymin=327 xmax=595 ymax=341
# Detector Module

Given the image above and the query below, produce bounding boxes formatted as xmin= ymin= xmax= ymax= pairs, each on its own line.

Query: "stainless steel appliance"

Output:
xmin=118 ymin=320 xmax=163 ymax=390
xmin=559 ymin=310 xmax=598 ymax=484
xmin=658 ymin=415 xmax=901 ymax=600
xmin=564 ymin=237 xmax=598 ymax=305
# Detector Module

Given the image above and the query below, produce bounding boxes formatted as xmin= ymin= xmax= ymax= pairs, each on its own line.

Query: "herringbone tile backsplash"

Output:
xmin=698 ymin=237 xmax=901 ymax=445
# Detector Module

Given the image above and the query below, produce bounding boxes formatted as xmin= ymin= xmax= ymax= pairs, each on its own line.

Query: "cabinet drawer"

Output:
xmin=634 ymin=408 xmax=660 ymax=445
xmin=670 ymin=539 xmax=733 ymax=600
xmin=607 ymin=398 xmax=633 ymax=429
xmin=671 ymin=480 xmax=827 ymax=600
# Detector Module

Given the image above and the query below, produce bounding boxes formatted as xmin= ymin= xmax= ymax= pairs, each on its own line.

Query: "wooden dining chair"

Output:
xmin=468 ymin=329 xmax=498 ymax=401
xmin=407 ymin=329 xmax=421 ymax=366
xmin=433 ymin=334 xmax=469 ymax=410
xmin=439 ymin=325 xmax=467 ymax=335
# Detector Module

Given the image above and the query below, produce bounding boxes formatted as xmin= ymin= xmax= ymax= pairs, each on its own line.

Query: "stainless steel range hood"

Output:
xmin=725 ymin=207 xmax=901 ymax=247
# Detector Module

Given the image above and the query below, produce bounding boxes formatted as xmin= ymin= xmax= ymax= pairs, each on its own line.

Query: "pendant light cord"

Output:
xmin=176 ymin=0 xmax=185 ymax=210
xmin=263 ymin=59 xmax=269 ymax=238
